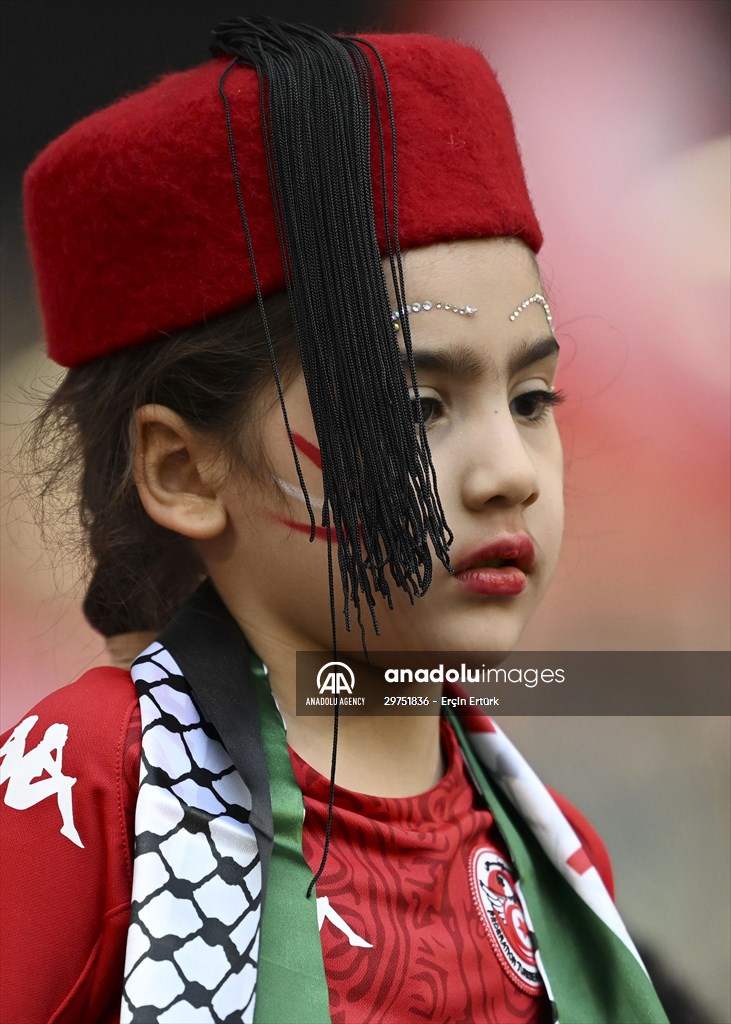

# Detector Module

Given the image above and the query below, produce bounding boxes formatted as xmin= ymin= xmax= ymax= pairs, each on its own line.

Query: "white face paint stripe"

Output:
xmin=508 ymin=293 xmax=554 ymax=330
xmin=272 ymin=475 xmax=324 ymax=510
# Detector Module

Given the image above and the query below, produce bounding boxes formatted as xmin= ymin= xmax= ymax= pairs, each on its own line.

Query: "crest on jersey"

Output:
xmin=469 ymin=845 xmax=541 ymax=994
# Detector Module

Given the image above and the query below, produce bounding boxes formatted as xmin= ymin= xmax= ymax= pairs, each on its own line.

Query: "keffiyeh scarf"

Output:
xmin=120 ymin=581 xmax=667 ymax=1024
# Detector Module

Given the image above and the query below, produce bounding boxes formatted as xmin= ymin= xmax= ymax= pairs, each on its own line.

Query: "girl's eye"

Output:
xmin=510 ymin=389 xmax=565 ymax=423
xmin=410 ymin=395 xmax=443 ymax=427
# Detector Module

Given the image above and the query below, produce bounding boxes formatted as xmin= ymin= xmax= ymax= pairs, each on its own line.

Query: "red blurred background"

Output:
xmin=2 ymin=0 xmax=729 ymax=1017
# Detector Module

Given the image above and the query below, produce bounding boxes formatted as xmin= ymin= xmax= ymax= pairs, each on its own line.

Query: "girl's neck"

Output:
xmin=240 ymin=625 xmax=446 ymax=799
xmin=283 ymin=706 xmax=446 ymax=799
xmin=105 ymin=631 xmax=159 ymax=670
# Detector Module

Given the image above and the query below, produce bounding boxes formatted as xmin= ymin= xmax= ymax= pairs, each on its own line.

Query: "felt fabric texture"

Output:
xmin=24 ymin=32 xmax=542 ymax=368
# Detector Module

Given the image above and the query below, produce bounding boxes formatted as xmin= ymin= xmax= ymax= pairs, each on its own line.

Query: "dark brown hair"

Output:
xmin=25 ymin=292 xmax=299 ymax=637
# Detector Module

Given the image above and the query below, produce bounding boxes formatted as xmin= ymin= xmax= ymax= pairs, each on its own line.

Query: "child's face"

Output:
xmin=208 ymin=237 xmax=563 ymax=655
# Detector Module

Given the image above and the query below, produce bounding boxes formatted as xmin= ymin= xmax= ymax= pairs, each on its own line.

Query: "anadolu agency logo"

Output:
xmin=317 ymin=661 xmax=355 ymax=695
xmin=305 ymin=661 xmax=366 ymax=708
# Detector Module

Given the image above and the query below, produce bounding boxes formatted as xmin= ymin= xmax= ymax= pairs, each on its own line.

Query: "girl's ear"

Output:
xmin=133 ymin=405 xmax=228 ymax=540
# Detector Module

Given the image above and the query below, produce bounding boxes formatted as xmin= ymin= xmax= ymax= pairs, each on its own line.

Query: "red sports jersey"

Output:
xmin=290 ymin=718 xmax=552 ymax=1024
xmin=1 ymin=670 xmax=613 ymax=1023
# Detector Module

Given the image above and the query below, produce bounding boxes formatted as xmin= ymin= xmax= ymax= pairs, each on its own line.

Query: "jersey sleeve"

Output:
xmin=0 ymin=668 xmax=141 ymax=1024
xmin=549 ymin=788 xmax=615 ymax=901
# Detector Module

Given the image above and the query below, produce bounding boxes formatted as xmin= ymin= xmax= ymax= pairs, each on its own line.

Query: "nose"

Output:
xmin=459 ymin=407 xmax=540 ymax=512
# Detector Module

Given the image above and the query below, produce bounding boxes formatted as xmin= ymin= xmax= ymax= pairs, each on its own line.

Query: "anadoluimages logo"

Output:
xmin=316 ymin=661 xmax=356 ymax=695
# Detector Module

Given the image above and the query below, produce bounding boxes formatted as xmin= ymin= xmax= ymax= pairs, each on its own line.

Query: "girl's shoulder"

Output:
xmin=1 ymin=665 xmax=139 ymax=749
xmin=1 ymin=666 xmax=141 ymax=836
xmin=0 ymin=665 xmax=141 ymax=808
xmin=0 ymin=664 xmax=141 ymax=872
xmin=0 ymin=668 xmax=141 ymax=1024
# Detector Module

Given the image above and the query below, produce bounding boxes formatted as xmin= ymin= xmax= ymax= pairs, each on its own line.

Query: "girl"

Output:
xmin=1 ymin=17 xmax=667 ymax=1024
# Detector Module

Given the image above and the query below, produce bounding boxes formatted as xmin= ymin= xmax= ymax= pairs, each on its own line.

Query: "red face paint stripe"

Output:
xmin=291 ymin=431 xmax=322 ymax=470
xmin=275 ymin=516 xmax=338 ymax=544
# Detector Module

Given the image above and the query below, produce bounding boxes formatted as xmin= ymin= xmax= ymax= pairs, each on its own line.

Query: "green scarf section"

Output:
xmin=251 ymin=657 xmax=668 ymax=1024
xmin=251 ymin=658 xmax=332 ymax=1024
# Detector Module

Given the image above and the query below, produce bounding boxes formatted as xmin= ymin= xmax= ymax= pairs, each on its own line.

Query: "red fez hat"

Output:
xmin=24 ymin=31 xmax=541 ymax=368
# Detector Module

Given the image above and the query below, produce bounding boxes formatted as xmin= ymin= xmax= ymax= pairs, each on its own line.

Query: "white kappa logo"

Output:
xmin=0 ymin=715 xmax=84 ymax=848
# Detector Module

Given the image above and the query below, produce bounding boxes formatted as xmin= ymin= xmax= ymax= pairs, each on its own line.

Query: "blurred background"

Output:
xmin=1 ymin=1 xmax=729 ymax=1019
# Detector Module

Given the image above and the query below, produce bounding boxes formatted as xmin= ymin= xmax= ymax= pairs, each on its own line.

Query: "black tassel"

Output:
xmin=211 ymin=16 xmax=454 ymax=893
xmin=212 ymin=16 xmax=453 ymax=647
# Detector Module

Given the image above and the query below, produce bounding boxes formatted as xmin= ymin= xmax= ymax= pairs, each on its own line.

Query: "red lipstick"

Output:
xmin=452 ymin=535 xmax=535 ymax=597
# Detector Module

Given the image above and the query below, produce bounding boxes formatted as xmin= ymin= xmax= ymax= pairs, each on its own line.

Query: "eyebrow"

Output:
xmin=400 ymin=336 xmax=559 ymax=382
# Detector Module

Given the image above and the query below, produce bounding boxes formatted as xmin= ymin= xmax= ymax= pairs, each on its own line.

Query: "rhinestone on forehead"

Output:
xmin=390 ymin=301 xmax=477 ymax=331
xmin=508 ymin=293 xmax=553 ymax=329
